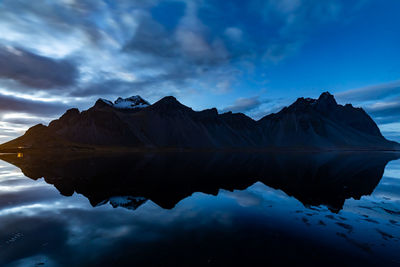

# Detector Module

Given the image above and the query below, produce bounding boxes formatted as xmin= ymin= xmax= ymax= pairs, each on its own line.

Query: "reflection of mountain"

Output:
xmin=0 ymin=93 xmax=398 ymax=151
xmin=1 ymin=152 xmax=398 ymax=212
xmin=97 ymin=196 xmax=148 ymax=210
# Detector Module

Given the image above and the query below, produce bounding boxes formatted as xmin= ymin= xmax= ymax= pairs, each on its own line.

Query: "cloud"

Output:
xmin=263 ymin=41 xmax=302 ymax=63
xmin=120 ymin=2 xmax=233 ymax=97
xmin=254 ymin=0 xmax=347 ymax=62
xmin=0 ymin=0 xmax=160 ymax=52
xmin=365 ymin=100 xmax=400 ymax=125
xmin=368 ymin=101 xmax=400 ymax=115
xmin=336 ymin=80 xmax=400 ymax=102
xmin=0 ymin=117 xmax=50 ymax=126
xmin=0 ymin=94 xmax=69 ymax=117
xmin=124 ymin=11 xmax=176 ymax=58
xmin=222 ymin=96 xmax=269 ymax=113
xmin=0 ymin=45 xmax=78 ymax=89
xmin=0 ymin=0 xmax=367 ymax=101
xmin=379 ymin=123 xmax=400 ymax=141
xmin=224 ymin=27 xmax=243 ymax=42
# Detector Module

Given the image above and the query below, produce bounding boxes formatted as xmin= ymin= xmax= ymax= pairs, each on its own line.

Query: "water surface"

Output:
xmin=0 ymin=152 xmax=399 ymax=266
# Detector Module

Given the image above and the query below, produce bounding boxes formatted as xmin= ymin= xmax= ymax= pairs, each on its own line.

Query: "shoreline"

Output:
xmin=0 ymin=146 xmax=399 ymax=155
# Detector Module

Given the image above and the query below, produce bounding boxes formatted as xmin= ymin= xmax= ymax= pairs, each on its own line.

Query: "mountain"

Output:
xmin=101 ymin=95 xmax=150 ymax=109
xmin=101 ymin=196 xmax=148 ymax=210
xmin=258 ymin=93 xmax=394 ymax=149
xmin=0 ymin=92 xmax=398 ymax=151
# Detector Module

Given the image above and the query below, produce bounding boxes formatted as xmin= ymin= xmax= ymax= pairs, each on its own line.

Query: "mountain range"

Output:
xmin=0 ymin=92 xmax=398 ymax=151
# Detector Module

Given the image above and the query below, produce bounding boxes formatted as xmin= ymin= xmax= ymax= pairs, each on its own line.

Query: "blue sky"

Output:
xmin=0 ymin=0 xmax=399 ymax=142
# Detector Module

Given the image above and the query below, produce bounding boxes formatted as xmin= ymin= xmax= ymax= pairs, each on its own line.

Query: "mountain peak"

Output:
xmin=285 ymin=97 xmax=317 ymax=112
xmin=113 ymin=95 xmax=150 ymax=109
xmin=151 ymin=96 xmax=193 ymax=114
xmin=93 ymin=98 xmax=114 ymax=109
xmin=285 ymin=92 xmax=338 ymax=113
xmin=317 ymin=91 xmax=337 ymax=105
xmin=59 ymin=108 xmax=80 ymax=121
xmin=94 ymin=96 xmax=150 ymax=109
xmin=159 ymin=96 xmax=178 ymax=103
xmin=153 ymin=96 xmax=183 ymax=106
xmin=97 ymin=98 xmax=113 ymax=105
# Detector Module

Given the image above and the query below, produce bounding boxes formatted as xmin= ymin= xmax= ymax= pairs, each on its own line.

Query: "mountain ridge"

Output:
xmin=0 ymin=92 xmax=398 ymax=151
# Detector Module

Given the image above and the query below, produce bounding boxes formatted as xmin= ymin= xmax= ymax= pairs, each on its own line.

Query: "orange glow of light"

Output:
xmin=17 ymin=153 xmax=23 ymax=158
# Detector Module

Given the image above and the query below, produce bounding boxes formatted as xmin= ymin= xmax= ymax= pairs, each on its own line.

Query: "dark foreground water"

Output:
xmin=0 ymin=152 xmax=399 ymax=266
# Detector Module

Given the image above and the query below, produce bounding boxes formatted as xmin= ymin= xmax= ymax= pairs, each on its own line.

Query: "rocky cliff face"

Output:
xmin=0 ymin=92 xmax=398 ymax=151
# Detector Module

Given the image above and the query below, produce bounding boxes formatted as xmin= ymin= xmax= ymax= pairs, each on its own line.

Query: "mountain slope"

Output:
xmin=258 ymin=92 xmax=397 ymax=149
xmin=0 ymin=92 xmax=397 ymax=151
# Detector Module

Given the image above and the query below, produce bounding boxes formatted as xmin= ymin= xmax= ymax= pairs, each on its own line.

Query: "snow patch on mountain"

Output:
xmin=100 ymin=96 xmax=150 ymax=109
xmin=114 ymin=96 xmax=150 ymax=109
xmin=109 ymin=196 xmax=147 ymax=210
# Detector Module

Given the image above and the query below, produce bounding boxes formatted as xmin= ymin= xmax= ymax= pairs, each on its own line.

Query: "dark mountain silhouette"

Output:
xmin=0 ymin=92 xmax=398 ymax=151
xmin=0 ymin=151 xmax=398 ymax=212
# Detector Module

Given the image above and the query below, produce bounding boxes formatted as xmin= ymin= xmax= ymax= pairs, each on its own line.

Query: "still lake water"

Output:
xmin=0 ymin=152 xmax=399 ymax=266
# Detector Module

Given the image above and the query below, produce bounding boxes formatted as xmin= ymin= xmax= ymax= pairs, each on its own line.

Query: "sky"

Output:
xmin=0 ymin=0 xmax=399 ymax=142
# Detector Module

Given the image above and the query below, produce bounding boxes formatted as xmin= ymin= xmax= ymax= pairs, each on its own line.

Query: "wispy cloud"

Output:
xmin=220 ymin=95 xmax=286 ymax=120
xmin=0 ymin=45 xmax=78 ymax=89
xmin=336 ymin=80 xmax=400 ymax=102
xmin=0 ymin=0 xmax=366 ymax=101
xmin=0 ymin=94 xmax=69 ymax=117
xmin=365 ymin=99 xmax=400 ymax=125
